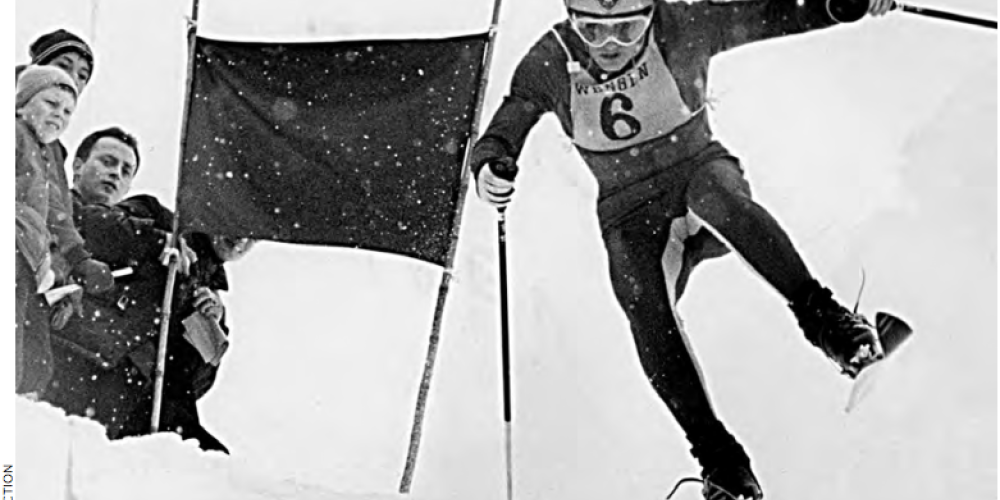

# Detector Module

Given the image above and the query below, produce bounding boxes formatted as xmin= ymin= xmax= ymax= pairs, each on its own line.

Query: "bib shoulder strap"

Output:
xmin=549 ymin=28 xmax=582 ymax=74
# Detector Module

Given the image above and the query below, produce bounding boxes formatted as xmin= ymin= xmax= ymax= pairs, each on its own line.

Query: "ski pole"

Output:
xmin=828 ymin=0 xmax=997 ymax=28
xmin=491 ymin=158 xmax=518 ymax=500
xmin=497 ymin=206 xmax=514 ymax=500
xmin=894 ymin=2 xmax=997 ymax=29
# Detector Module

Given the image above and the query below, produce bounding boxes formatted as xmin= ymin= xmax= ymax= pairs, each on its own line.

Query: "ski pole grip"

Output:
xmin=489 ymin=157 xmax=519 ymax=182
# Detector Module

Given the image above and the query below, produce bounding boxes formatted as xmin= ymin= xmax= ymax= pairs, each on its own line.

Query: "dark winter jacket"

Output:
xmin=470 ymin=0 xmax=842 ymax=227
xmin=49 ymin=191 xmax=172 ymax=371
xmin=50 ymin=192 xmax=229 ymax=398
xmin=116 ymin=194 xmax=230 ymax=400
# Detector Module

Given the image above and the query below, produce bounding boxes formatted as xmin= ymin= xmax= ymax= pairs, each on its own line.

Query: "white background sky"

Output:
xmin=9 ymin=0 xmax=998 ymax=499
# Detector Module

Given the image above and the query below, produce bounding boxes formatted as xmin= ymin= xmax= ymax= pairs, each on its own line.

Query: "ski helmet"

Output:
xmin=564 ymin=0 xmax=654 ymax=17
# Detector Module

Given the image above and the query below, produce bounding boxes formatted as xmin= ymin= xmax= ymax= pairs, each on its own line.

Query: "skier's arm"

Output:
xmin=471 ymin=37 xmax=563 ymax=207
xmin=684 ymin=0 xmax=867 ymax=54
xmin=471 ymin=37 xmax=561 ymax=180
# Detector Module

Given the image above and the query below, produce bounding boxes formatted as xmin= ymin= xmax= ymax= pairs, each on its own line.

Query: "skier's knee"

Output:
xmin=686 ymin=161 xmax=752 ymax=227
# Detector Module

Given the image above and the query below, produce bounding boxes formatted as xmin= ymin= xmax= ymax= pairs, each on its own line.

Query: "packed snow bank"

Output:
xmin=16 ymin=397 xmax=434 ymax=500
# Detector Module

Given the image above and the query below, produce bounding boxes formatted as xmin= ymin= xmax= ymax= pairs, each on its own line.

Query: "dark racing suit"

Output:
xmin=470 ymin=0 xmax=843 ymax=474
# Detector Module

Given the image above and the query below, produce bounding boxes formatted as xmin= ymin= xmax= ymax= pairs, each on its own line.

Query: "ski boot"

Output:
xmin=668 ymin=458 xmax=764 ymax=500
xmin=789 ymin=279 xmax=884 ymax=378
xmin=700 ymin=462 xmax=764 ymax=500
xmin=682 ymin=436 xmax=764 ymax=500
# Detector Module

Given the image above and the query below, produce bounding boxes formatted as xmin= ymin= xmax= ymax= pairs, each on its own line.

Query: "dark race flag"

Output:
xmin=178 ymin=34 xmax=488 ymax=266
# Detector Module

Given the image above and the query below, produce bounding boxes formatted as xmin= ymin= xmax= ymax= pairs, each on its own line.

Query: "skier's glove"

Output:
xmin=475 ymin=157 xmax=520 ymax=208
xmin=70 ymin=258 xmax=115 ymax=295
xmin=827 ymin=0 xmax=895 ymax=22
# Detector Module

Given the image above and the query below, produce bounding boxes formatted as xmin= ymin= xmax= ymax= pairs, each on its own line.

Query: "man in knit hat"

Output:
xmin=15 ymin=65 xmax=116 ymax=395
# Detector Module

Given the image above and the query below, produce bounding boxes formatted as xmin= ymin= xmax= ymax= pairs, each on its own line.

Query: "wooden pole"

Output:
xmin=398 ymin=0 xmax=507 ymax=492
xmin=150 ymin=0 xmax=202 ymax=433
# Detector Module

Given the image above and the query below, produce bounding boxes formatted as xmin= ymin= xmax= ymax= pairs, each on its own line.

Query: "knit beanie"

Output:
xmin=16 ymin=65 xmax=78 ymax=109
xmin=29 ymin=29 xmax=94 ymax=71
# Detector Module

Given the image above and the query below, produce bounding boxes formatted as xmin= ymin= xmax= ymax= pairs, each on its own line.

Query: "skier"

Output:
xmin=470 ymin=0 xmax=896 ymax=498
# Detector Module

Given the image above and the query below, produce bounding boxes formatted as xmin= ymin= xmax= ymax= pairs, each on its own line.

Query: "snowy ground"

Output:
xmin=17 ymin=397 xmax=438 ymax=500
xmin=11 ymin=0 xmax=997 ymax=499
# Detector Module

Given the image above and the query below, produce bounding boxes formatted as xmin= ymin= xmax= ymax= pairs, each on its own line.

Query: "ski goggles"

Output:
xmin=568 ymin=9 xmax=653 ymax=48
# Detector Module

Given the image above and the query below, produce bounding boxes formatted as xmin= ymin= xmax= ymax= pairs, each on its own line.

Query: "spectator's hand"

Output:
xmin=179 ymin=236 xmax=198 ymax=274
xmin=193 ymin=287 xmax=225 ymax=322
xmin=475 ymin=157 xmax=520 ymax=208
xmin=50 ymin=287 xmax=84 ymax=330
xmin=161 ymin=233 xmax=198 ymax=275
xmin=868 ymin=0 xmax=894 ymax=16
xmin=70 ymin=258 xmax=115 ymax=295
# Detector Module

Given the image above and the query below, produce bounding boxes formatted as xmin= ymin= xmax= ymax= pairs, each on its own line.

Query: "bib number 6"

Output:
xmin=600 ymin=93 xmax=642 ymax=141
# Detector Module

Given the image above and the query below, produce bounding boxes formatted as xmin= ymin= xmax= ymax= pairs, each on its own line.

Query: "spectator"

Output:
xmin=17 ymin=29 xmax=95 ymax=90
xmin=16 ymin=29 xmax=96 ymax=173
xmin=15 ymin=66 xmax=114 ymax=395
xmin=117 ymin=194 xmax=255 ymax=452
xmin=14 ymin=29 xmax=102 ymax=395
xmin=45 ymin=126 xmax=248 ymax=453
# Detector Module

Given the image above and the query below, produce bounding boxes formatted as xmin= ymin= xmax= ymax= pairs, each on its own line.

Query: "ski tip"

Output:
xmin=844 ymin=311 xmax=916 ymax=413
xmin=875 ymin=312 xmax=914 ymax=356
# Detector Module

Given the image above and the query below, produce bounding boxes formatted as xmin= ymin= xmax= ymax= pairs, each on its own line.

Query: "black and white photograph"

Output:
xmin=9 ymin=0 xmax=997 ymax=499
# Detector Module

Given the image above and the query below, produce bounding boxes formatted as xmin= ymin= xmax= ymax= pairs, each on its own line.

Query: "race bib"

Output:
xmin=570 ymin=40 xmax=692 ymax=152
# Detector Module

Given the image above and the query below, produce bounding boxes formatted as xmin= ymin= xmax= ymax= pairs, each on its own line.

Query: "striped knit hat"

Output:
xmin=29 ymin=29 xmax=94 ymax=71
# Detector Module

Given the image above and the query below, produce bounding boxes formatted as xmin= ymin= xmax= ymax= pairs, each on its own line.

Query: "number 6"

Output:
xmin=600 ymin=93 xmax=642 ymax=141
